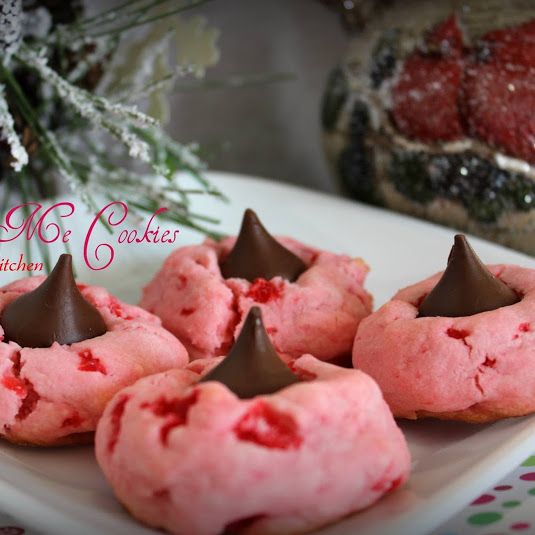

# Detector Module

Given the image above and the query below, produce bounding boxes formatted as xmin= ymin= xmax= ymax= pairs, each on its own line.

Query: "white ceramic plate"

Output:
xmin=1 ymin=172 xmax=535 ymax=535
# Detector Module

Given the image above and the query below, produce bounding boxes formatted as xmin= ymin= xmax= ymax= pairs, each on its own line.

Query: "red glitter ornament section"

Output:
xmin=391 ymin=16 xmax=535 ymax=162
xmin=425 ymin=15 xmax=464 ymax=55
xmin=233 ymin=402 xmax=302 ymax=450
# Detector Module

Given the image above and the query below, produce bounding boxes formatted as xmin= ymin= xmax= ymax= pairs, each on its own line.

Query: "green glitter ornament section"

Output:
xmin=467 ymin=512 xmax=503 ymax=525
xmin=390 ymin=151 xmax=535 ymax=224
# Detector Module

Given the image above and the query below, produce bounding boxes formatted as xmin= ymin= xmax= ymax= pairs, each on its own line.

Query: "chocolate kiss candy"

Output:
xmin=1 ymin=254 xmax=107 ymax=347
xmin=200 ymin=306 xmax=299 ymax=398
xmin=220 ymin=209 xmax=307 ymax=282
xmin=418 ymin=234 xmax=519 ymax=317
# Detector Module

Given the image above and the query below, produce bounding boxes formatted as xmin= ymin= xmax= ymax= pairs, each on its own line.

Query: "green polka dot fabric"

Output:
xmin=434 ymin=455 xmax=535 ymax=535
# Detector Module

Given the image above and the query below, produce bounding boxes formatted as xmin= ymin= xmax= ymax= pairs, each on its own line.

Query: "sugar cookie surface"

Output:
xmin=141 ymin=237 xmax=372 ymax=362
xmin=96 ymin=355 xmax=410 ymax=535
xmin=0 ymin=277 xmax=189 ymax=446
xmin=353 ymin=264 xmax=534 ymax=422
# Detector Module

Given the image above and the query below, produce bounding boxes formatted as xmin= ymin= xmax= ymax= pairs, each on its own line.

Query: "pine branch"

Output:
xmin=114 ymin=72 xmax=178 ymax=103
xmin=87 ymin=0 xmax=214 ymax=39
xmin=0 ymin=83 xmax=28 ymax=171
xmin=61 ymin=126 xmax=224 ymax=237
xmin=76 ymin=0 xmax=173 ymax=32
xmin=67 ymin=37 xmax=118 ymax=83
xmin=0 ymin=0 xmax=230 ymax=256
xmin=17 ymin=46 xmax=157 ymax=162
xmin=132 ymin=126 xmax=227 ymax=200
xmin=174 ymin=72 xmax=294 ymax=92
xmin=73 ymin=0 xmax=171 ymax=30
xmin=19 ymin=47 xmax=158 ymax=126
xmin=0 ymin=63 xmax=92 ymax=208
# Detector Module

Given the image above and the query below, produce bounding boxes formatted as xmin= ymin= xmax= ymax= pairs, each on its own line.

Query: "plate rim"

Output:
xmin=0 ymin=171 xmax=534 ymax=535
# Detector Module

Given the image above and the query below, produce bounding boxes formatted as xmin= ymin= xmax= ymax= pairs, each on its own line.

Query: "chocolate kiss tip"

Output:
xmin=219 ymin=208 xmax=307 ymax=282
xmin=418 ymin=234 xmax=520 ymax=318
xmin=1 ymin=254 xmax=107 ymax=348
xmin=200 ymin=306 xmax=300 ymax=399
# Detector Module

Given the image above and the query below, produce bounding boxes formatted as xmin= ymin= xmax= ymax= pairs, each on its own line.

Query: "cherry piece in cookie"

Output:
xmin=1 ymin=254 xmax=107 ymax=347
xmin=200 ymin=306 xmax=299 ymax=398
xmin=419 ymin=235 xmax=519 ymax=318
xmin=219 ymin=209 xmax=306 ymax=282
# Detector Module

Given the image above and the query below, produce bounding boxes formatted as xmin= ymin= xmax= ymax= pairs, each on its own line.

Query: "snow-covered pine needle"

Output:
xmin=72 ymin=0 xmax=173 ymax=31
xmin=17 ymin=46 xmax=154 ymax=162
xmin=0 ymin=1 xmax=229 ymax=252
xmin=67 ymin=37 xmax=117 ymax=83
xmin=18 ymin=46 xmax=158 ymax=126
xmin=0 ymin=63 xmax=92 ymax=207
xmin=0 ymin=84 xmax=28 ymax=171
xmin=116 ymin=72 xmax=177 ymax=103
xmin=87 ymin=0 xmax=213 ymax=39
xmin=101 ymin=119 xmax=150 ymax=161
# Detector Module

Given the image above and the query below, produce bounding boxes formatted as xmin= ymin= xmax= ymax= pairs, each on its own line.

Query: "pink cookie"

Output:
xmin=95 ymin=355 xmax=410 ymax=535
xmin=353 ymin=264 xmax=535 ymax=422
xmin=0 ymin=277 xmax=189 ymax=446
xmin=140 ymin=237 xmax=372 ymax=362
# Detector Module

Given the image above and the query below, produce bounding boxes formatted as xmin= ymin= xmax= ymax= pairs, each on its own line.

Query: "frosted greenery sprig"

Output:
xmin=0 ymin=0 xmax=223 ymax=264
xmin=0 ymin=84 xmax=28 ymax=171
xmin=0 ymin=0 xmax=290 ymax=272
xmin=0 ymin=63 xmax=92 ymax=207
xmin=68 ymin=0 xmax=213 ymax=40
xmin=16 ymin=45 xmax=156 ymax=163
